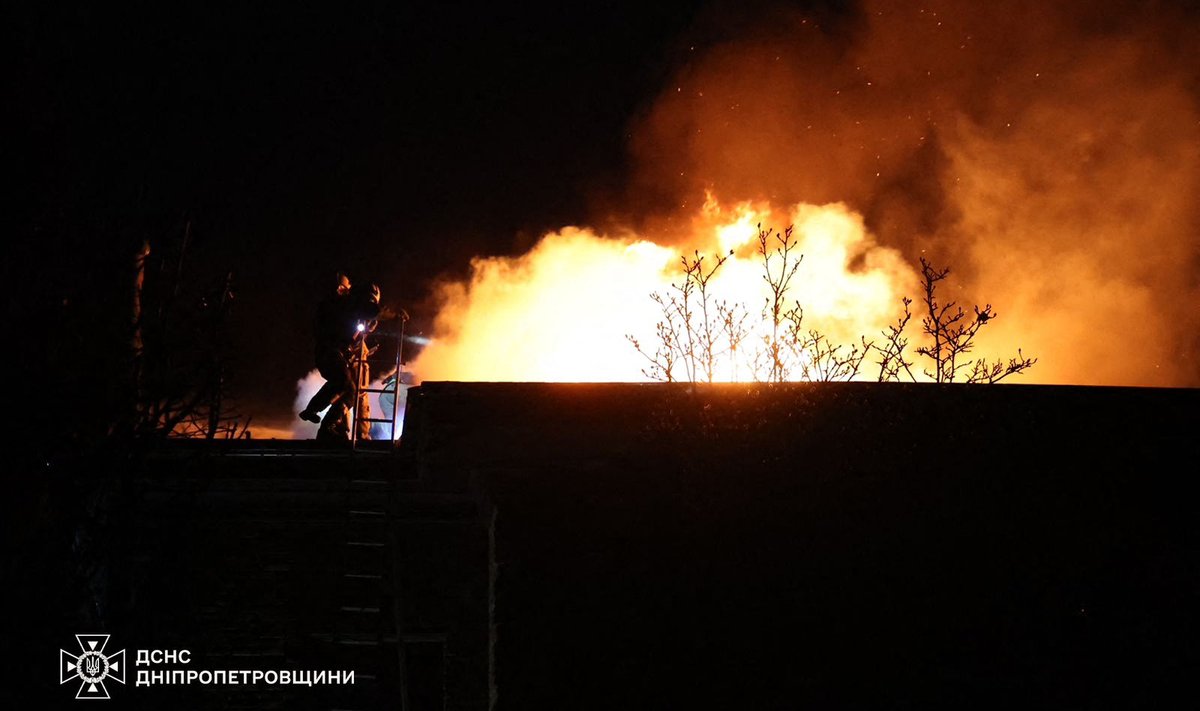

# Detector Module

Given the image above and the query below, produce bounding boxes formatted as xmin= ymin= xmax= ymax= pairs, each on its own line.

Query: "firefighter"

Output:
xmin=298 ymin=273 xmax=355 ymax=436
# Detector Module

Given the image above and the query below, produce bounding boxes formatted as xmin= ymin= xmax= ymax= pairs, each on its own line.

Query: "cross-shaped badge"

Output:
xmin=60 ymin=634 xmax=125 ymax=699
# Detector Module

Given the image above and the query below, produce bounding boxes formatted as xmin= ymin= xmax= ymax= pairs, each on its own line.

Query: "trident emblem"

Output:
xmin=60 ymin=634 xmax=125 ymax=699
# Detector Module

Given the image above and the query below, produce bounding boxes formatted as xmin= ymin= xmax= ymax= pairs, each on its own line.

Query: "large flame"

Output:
xmin=412 ymin=199 xmax=918 ymax=383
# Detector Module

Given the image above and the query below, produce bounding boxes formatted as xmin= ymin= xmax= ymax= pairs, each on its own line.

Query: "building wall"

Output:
xmin=403 ymin=382 xmax=1200 ymax=709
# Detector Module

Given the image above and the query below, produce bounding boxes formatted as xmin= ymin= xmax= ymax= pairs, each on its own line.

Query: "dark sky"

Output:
xmin=21 ymin=0 xmax=820 ymax=429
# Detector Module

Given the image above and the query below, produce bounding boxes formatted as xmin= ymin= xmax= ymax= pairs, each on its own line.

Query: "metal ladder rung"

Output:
xmin=349 ymin=320 xmax=406 ymax=448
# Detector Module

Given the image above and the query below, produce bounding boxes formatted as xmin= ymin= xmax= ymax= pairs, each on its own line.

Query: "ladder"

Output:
xmin=349 ymin=317 xmax=407 ymax=448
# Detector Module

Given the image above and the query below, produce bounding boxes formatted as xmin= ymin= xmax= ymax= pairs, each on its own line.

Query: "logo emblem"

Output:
xmin=60 ymin=634 xmax=125 ymax=699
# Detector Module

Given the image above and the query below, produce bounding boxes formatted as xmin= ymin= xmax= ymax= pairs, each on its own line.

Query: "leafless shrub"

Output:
xmin=628 ymin=249 xmax=737 ymax=382
xmin=629 ymin=230 xmax=1035 ymax=386
xmin=967 ymin=349 xmax=1038 ymax=384
xmin=914 ymin=258 xmax=1036 ymax=383
xmin=875 ymin=297 xmax=917 ymax=382
xmin=757 ymin=224 xmax=802 ymax=382
xmin=122 ymin=224 xmax=251 ymax=439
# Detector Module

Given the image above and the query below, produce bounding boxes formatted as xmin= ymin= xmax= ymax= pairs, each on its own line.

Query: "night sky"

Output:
xmin=20 ymin=0 xmax=847 ymax=432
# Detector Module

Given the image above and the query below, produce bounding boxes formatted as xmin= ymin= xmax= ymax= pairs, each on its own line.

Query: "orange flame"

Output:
xmin=412 ymin=199 xmax=924 ymax=383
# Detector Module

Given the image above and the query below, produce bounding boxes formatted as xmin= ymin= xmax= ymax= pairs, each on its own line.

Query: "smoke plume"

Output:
xmin=412 ymin=0 xmax=1200 ymax=386
xmin=624 ymin=0 xmax=1200 ymax=385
